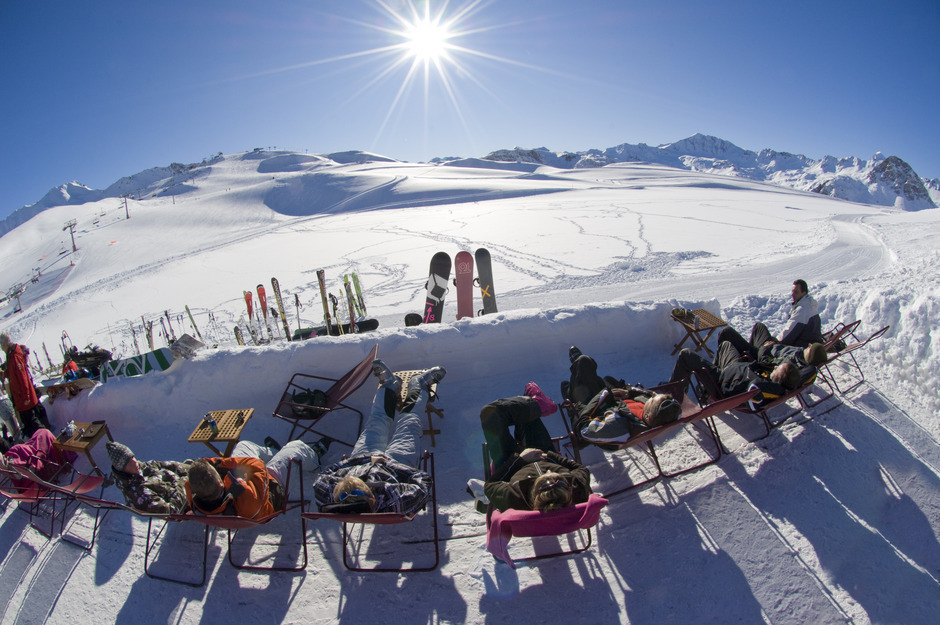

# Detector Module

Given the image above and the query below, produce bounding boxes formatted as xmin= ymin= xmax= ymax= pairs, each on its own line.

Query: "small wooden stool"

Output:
xmin=394 ymin=370 xmax=445 ymax=446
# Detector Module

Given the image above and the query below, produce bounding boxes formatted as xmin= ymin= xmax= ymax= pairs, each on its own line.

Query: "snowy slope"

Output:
xmin=0 ymin=152 xmax=938 ymax=625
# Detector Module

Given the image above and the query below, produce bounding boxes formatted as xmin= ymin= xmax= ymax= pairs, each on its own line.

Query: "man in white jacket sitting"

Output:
xmin=779 ymin=279 xmax=823 ymax=347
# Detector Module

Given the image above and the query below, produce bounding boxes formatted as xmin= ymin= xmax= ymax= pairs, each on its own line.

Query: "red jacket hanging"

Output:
xmin=3 ymin=344 xmax=39 ymax=412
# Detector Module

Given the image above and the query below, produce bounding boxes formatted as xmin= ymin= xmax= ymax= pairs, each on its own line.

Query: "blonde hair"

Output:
xmin=530 ymin=473 xmax=572 ymax=511
xmin=333 ymin=475 xmax=375 ymax=511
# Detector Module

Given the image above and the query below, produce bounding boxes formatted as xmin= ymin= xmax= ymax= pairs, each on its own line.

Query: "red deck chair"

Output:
xmin=818 ymin=325 xmax=890 ymax=395
xmin=302 ymin=451 xmax=439 ymax=572
xmin=0 ymin=457 xmax=72 ymax=539
xmin=481 ymin=442 xmax=607 ymax=567
xmin=11 ymin=464 xmax=108 ymax=550
xmin=273 ymin=344 xmax=379 ymax=447
xmin=822 ymin=319 xmax=862 ymax=352
xmin=142 ymin=459 xmax=308 ymax=587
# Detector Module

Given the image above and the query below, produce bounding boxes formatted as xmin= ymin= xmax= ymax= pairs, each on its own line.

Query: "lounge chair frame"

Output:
xmin=558 ymin=380 xmax=758 ymax=498
xmin=272 ymin=344 xmax=379 ymax=447
xmin=818 ymin=324 xmax=890 ymax=395
xmin=10 ymin=464 xmax=108 ymax=550
xmin=141 ymin=458 xmax=308 ymax=587
xmin=481 ymin=443 xmax=607 ymax=566
xmin=302 ymin=451 xmax=439 ymax=573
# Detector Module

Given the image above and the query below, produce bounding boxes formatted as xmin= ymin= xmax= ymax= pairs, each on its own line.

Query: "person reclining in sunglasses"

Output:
xmin=478 ymin=384 xmax=592 ymax=512
xmin=562 ymin=347 xmax=682 ymax=445
xmin=312 ymin=360 xmax=445 ymax=515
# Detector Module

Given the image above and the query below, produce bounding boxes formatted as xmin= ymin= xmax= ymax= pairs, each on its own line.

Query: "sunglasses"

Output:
xmin=338 ymin=489 xmax=366 ymax=501
xmin=536 ymin=476 xmax=569 ymax=493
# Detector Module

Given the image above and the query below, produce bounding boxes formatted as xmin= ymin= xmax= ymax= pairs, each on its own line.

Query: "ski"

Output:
xmin=234 ymin=326 xmax=245 ymax=346
xmin=316 ymin=269 xmax=332 ymax=330
xmin=163 ymin=310 xmax=177 ymax=342
xmin=344 ymin=280 xmax=358 ymax=333
xmin=184 ymin=306 xmax=203 ymax=341
xmin=243 ymin=291 xmax=261 ymax=344
xmin=423 ymin=252 xmax=451 ymax=323
xmin=344 ymin=274 xmax=362 ymax=317
xmin=271 ymin=277 xmax=292 ymax=342
xmin=352 ymin=272 xmax=367 ymax=315
xmin=142 ymin=316 xmax=154 ymax=350
xmin=474 ymin=248 xmax=498 ymax=315
xmin=257 ymin=284 xmax=274 ymax=341
xmin=454 ymin=250 xmax=474 ymax=320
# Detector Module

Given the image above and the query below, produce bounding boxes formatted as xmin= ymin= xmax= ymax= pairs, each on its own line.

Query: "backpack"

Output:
xmin=291 ymin=388 xmax=328 ymax=418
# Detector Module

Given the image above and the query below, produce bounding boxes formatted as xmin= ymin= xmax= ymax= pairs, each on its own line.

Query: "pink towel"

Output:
xmin=6 ymin=429 xmax=76 ymax=487
xmin=486 ymin=493 xmax=608 ymax=568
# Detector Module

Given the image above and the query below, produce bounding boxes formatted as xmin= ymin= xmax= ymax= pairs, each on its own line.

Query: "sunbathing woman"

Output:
xmin=479 ymin=384 xmax=592 ymax=512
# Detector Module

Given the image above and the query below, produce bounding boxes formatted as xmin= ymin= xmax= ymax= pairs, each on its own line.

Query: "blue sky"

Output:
xmin=2 ymin=0 xmax=938 ymax=218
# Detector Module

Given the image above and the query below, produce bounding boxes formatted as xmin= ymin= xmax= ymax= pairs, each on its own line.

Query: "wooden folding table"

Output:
xmin=670 ymin=308 xmax=727 ymax=358
xmin=188 ymin=409 xmax=253 ymax=457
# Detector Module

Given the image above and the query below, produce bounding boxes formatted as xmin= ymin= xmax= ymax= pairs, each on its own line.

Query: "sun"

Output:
xmin=403 ymin=17 xmax=452 ymax=61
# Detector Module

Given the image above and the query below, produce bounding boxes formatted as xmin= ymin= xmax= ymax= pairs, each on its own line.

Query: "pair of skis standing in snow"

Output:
xmin=418 ymin=248 xmax=497 ymax=325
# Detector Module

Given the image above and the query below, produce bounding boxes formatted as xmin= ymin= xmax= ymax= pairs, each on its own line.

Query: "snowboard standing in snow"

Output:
xmin=99 ymin=347 xmax=175 ymax=383
xmin=454 ymin=250 xmax=474 ymax=320
xmin=474 ymin=247 xmax=497 ymax=315
xmin=423 ymin=252 xmax=451 ymax=323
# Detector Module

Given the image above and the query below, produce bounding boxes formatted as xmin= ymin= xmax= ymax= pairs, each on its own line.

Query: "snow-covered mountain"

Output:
xmin=4 ymin=135 xmax=935 ymax=237
xmin=483 ymin=134 xmax=938 ymax=210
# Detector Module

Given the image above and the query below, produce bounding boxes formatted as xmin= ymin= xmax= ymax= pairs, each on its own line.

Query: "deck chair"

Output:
xmin=143 ymin=459 xmax=308 ymax=586
xmin=0 ymin=457 xmax=72 ymax=539
xmin=818 ymin=325 xmax=890 ymax=395
xmin=302 ymin=451 xmax=439 ymax=572
xmin=481 ymin=443 xmax=607 ymax=567
xmin=273 ymin=344 xmax=379 ymax=447
xmin=559 ymin=381 xmax=759 ymax=498
xmin=691 ymin=364 xmax=834 ymax=440
xmin=11 ymin=464 xmax=108 ymax=551
xmin=822 ymin=319 xmax=862 ymax=352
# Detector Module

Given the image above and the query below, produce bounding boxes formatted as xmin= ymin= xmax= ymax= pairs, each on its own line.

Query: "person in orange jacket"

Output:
xmin=0 ymin=332 xmax=50 ymax=437
xmin=185 ymin=439 xmax=326 ymax=519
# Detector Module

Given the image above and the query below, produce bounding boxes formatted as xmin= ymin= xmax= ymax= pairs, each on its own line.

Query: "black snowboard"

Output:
xmin=474 ymin=248 xmax=497 ymax=315
xmin=423 ymin=252 xmax=451 ymax=323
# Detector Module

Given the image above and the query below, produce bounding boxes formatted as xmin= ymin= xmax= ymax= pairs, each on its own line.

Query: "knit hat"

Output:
xmin=804 ymin=343 xmax=828 ymax=367
xmin=106 ymin=441 xmax=135 ymax=471
xmin=524 ymin=382 xmax=557 ymax=417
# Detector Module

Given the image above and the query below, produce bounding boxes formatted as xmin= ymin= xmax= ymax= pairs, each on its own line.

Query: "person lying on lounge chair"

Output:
xmin=669 ymin=340 xmax=801 ymax=406
xmin=478 ymin=384 xmax=592 ymax=512
xmin=186 ymin=437 xmax=328 ymax=519
xmin=716 ymin=323 xmax=828 ymax=369
xmin=1 ymin=427 xmax=77 ymax=487
xmin=312 ymin=360 xmax=444 ymax=515
xmin=106 ymin=441 xmax=193 ymax=514
xmin=562 ymin=347 xmax=681 ymax=445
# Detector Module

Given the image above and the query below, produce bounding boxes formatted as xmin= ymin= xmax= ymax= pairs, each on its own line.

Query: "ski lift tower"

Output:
xmin=8 ymin=283 xmax=26 ymax=313
xmin=63 ymin=219 xmax=78 ymax=252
